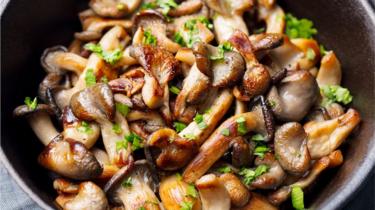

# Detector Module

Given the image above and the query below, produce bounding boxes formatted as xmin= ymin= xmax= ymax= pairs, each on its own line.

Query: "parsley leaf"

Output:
xmin=251 ymin=134 xmax=265 ymax=141
xmin=217 ymin=165 xmax=232 ymax=173
xmin=180 ymin=201 xmax=193 ymax=210
xmin=285 ymin=13 xmax=317 ymax=39
xmin=209 ymin=42 xmax=233 ymax=60
xmin=112 ymin=123 xmax=123 ymax=134
xmin=84 ymin=43 xmax=102 ymax=53
xmin=121 ymin=177 xmax=132 ymax=188
xmin=254 ymin=144 xmax=270 ymax=158
xmin=100 ymin=76 xmax=108 ymax=83
xmin=320 ymin=85 xmax=353 ymax=106
xmin=116 ymin=103 xmax=130 ymax=116
xmin=268 ymin=100 xmax=277 ymax=108
xmin=140 ymin=2 xmax=157 ymax=10
xmin=169 ymin=86 xmax=181 ymax=94
xmin=236 ymin=117 xmax=247 ymax=135
xmin=174 ymin=32 xmax=186 ymax=46
xmin=239 ymin=164 xmax=269 ymax=185
xmin=24 ymin=97 xmax=38 ymax=110
xmin=194 ymin=113 xmax=207 ymax=129
xmin=320 ymin=44 xmax=328 ymax=56
xmin=174 ymin=122 xmax=187 ymax=132
xmin=84 ymin=43 xmax=122 ymax=65
xmin=306 ymin=48 xmax=316 ymax=60
xmin=85 ymin=68 xmax=96 ymax=87
xmin=77 ymin=121 xmax=93 ymax=134
xmin=186 ymin=184 xmax=198 ymax=198
xmin=138 ymin=207 xmax=146 ymax=210
xmin=221 ymin=128 xmax=230 ymax=137
xmin=291 ymin=186 xmax=304 ymax=210
xmin=124 ymin=133 xmax=143 ymax=151
xmin=183 ymin=17 xmax=213 ymax=47
xmin=183 ymin=133 xmax=196 ymax=140
xmin=116 ymin=140 xmax=128 ymax=151
xmin=143 ymin=29 xmax=157 ymax=45
xmin=156 ymin=0 xmax=178 ymax=15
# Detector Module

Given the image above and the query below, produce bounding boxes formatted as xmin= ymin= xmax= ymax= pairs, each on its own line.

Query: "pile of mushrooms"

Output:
xmin=14 ymin=0 xmax=361 ymax=209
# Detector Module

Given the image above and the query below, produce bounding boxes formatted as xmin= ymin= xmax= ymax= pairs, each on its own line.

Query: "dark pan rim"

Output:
xmin=1 ymin=0 xmax=374 ymax=209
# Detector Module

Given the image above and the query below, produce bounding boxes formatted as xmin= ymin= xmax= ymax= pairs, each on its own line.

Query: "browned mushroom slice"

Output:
xmin=250 ymin=153 xmax=286 ymax=190
xmin=305 ymin=108 xmax=361 ymax=159
xmin=195 ymin=173 xmax=231 ymax=210
xmin=147 ymin=128 xmax=198 ymax=170
xmin=183 ymin=111 xmax=266 ymax=183
xmin=274 ymin=122 xmax=311 ymax=174
xmin=109 ymin=68 xmax=145 ymax=96
xmin=233 ymin=193 xmax=277 ymax=210
xmin=133 ymin=10 xmax=181 ymax=53
xmin=231 ymin=137 xmax=251 ymax=168
xmin=267 ymin=70 xmax=319 ymax=121
xmin=219 ymin=173 xmax=251 ymax=207
xmin=54 ymin=178 xmax=80 ymax=194
xmin=56 ymin=181 xmax=109 ymax=210
xmin=13 ymin=104 xmax=103 ymax=180
xmin=268 ymin=155 xmax=332 ymax=205
xmin=290 ymin=38 xmax=321 ymax=70
xmin=91 ymin=148 xmax=120 ymax=179
xmin=168 ymin=0 xmax=203 ymax=17
xmin=104 ymin=159 xmax=162 ymax=209
xmin=258 ymin=4 xmax=285 ymax=34
xmin=229 ymin=30 xmax=271 ymax=100
xmin=127 ymin=110 xmax=166 ymax=134
xmin=316 ymin=51 xmax=342 ymax=87
xmin=249 ymin=33 xmax=284 ymax=53
xmin=89 ymin=0 xmax=141 ymax=18
xmin=159 ymin=174 xmax=202 ymax=210
xmin=211 ymin=51 xmax=246 ymax=87
xmin=129 ymin=45 xmax=179 ymax=109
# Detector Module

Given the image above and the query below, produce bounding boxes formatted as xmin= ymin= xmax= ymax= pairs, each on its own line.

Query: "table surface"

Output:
xmin=0 ymin=162 xmax=373 ymax=210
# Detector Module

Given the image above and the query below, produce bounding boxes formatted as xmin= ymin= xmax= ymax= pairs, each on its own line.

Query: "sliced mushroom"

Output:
xmin=195 ymin=173 xmax=231 ymax=210
xmin=13 ymin=104 xmax=102 ymax=180
xmin=92 ymin=148 xmax=120 ymax=179
xmin=183 ymin=111 xmax=266 ymax=183
xmin=211 ymin=51 xmax=246 ymax=87
xmin=250 ymin=153 xmax=286 ymax=190
xmin=70 ymin=83 xmax=132 ymax=167
xmin=104 ymin=159 xmax=162 ymax=209
xmin=147 ymin=128 xmax=198 ymax=170
xmin=127 ymin=110 xmax=166 ymax=134
xmin=290 ymin=38 xmax=321 ymax=70
xmin=109 ymin=68 xmax=145 ymax=97
xmin=258 ymin=4 xmax=285 ymax=34
xmin=56 ymin=181 xmax=109 ymax=210
xmin=316 ymin=51 xmax=342 ymax=87
xmin=304 ymin=108 xmax=361 ymax=159
xmin=54 ymin=178 xmax=80 ymax=194
xmin=267 ymin=70 xmax=319 ymax=121
xmin=129 ymin=45 xmax=179 ymax=109
xmin=133 ymin=10 xmax=180 ymax=53
xmin=159 ymin=174 xmax=202 ymax=210
xmin=89 ymin=0 xmax=141 ymax=18
xmin=168 ymin=0 xmax=203 ymax=17
xmin=233 ymin=193 xmax=277 ymax=210
xmin=219 ymin=173 xmax=250 ymax=207
xmin=231 ymin=137 xmax=252 ymax=168
xmin=274 ymin=122 xmax=311 ymax=174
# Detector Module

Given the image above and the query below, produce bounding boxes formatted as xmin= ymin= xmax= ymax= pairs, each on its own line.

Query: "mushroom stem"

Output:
xmin=27 ymin=112 xmax=59 ymax=146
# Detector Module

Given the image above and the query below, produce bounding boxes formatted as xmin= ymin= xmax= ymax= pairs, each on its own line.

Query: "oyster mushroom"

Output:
xmin=250 ymin=153 xmax=286 ymax=190
xmin=267 ymin=70 xmax=319 ymax=121
xmin=316 ymin=51 xmax=342 ymax=87
xmin=109 ymin=68 xmax=145 ymax=97
xmin=13 ymin=104 xmax=102 ymax=180
xmin=274 ymin=122 xmax=311 ymax=174
xmin=89 ymin=0 xmax=141 ymax=18
xmin=258 ymin=4 xmax=285 ymax=33
xmin=159 ymin=174 xmax=202 ymax=210
xmin=55 ymin=26 xmax=128 ymax=108
xmin=183 ymin=110 xmax=266 ymax=183
xmin=104 ymin=159 xmax=162 ymax=209
xmin=219 ymin=173 xmax=250 ymax=207
xmin=231 ymin=137 xmax=252 ymax=168
xmin=147 ymin=128 xmax=198 ymax=170
xmin=127 ymin=110 xmax=166 ymax=134
xmin=70 ymin=83 xmax=132 ymax=167
xmin=56 ymin=181 xmax=109 ymax=210
xmin=304 ymin=108 xmax=361 ymax=159
xmin=168 ymin=0 xmax=203 ymax=17
xmin=133 ymin=10 xmax=180 ymax=53
xmin=195 ymin=173 xmax=231 ymax=210
xmin=233 ymin=193 xmax=277 ymax=210
xmin=129 ymin=45 xmax=179 ymax=109
xmin=92 ymin=148 xmax=120 ymax=179
xmin=290 ymin=38 xmax=321 ymax=70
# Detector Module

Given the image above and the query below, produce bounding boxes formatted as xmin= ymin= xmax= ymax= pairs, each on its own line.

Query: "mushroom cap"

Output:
xmin=133 ymin=10 xmax=166 ymax=34
xmin=251 ymin=153 xmax=286 ymax=190
xmin=274 ymin=122 xmax=311 ymax=174
xmin=219 ymin=173 xmax=251 ymax=207
xmin=40 ymin=45 xmax=68 ymax=74
xmin=13 ymin=104 xmax=54 ymax=118
xmin=38 ymin=135 xmax=103 ymax=180
xmin=211 ymin=51 xmax=246 ymax=88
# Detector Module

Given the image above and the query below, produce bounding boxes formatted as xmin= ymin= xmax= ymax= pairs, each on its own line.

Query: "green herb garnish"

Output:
xmin=285 ymin=13 xmax=317 ymax=39
xmin=85 ymin=68 xmax=96 ymax=87
xmin=291 ymin=186 xmax=304 ymax=210
xmin=112 ymin=123 xmax=123 ymax=134
xmin=183 ymin=133 xmax=196 ymax=140
xmin=24 ymin=97 xmax=38 ymax=110
xmin=306 ymin=48 xmax=316 ymax=60
xmin=100 ymin=76 xmax=108 ymax=84
xmin=140 ymin=2 xmax=157 ymax=10
xmin=254 ymin=145 xmax=270 ymax=158
xmin=251 ymin=134 xmax=265 ymax=141
xmin=174 ymin=31 xmax=186 ymax=46
xmin=124 ymin=132 xmax=143 ymax=151
xmin=169 ymin=85 xmax=181 ymax=94
xmin=143 ymin=29 xmax=157 ymax=45
xmin=217 ymin=165 xmax=232 ymax=173
xmin=180 ymin=201 xmax=193 ymax=210
xmin=194 ymin=113 xmax=207 ymax=129
xmin=320 ymin=85 xmax=353 ymax=106
xmin=84 ymin=43 xmax=123 ymax=65
xmin=174 ymin=122 xmax=187 ymax=132
xmin=121 ymin=177 xmax=132 ymax=188
xmin=209 ymin=42 xmax=233 ymax=60
xmin=182 ymin=17 xmax=213 ymax=47
xmin=236 ymin=117 xmax=247 ymax=135
xmin=186 ymin=184 xmax=198 ymax=198
xmin=221 ymin=128 xmax=230 ymax=137
xmin=320 ymin=44 xmax=328 ymax=56
xmin=156 ymin=0 xmax=178 ymax=15
xmin=116 ymin=103 xmax=130 ymax=116
xmin=239 ymin=164 xmax=269 ymax=185
xmin=77 ymin=121 xmax=93 ymax=134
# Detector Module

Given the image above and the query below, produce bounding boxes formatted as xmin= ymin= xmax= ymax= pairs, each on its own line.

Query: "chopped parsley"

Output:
xmin=176 ymin=172 xmax=182 ymax=180
xmin=169 ymin=85 xmax=181 ymax=94
xmin=140 ymin=2 xmax=157 ymax=10
xmin=291 ymin=186 xmax=304 ymax=210
xmin=183 ymin=16 xmax=213 ymax=47
xmin=320 ymin=44 xmax=328 ymax=56
xmin=186 ymin=184 xmax=198 ymax=198
xmin=180 ymin=201 xmax=193 ymax=210
xmin=209 ymin=42 xmax=233 ymax=60
xmin=253 ymin=27 xmax=265 ymax=34
xmin=183 ymin=133 xmax=196 ymax=140
xmin=156 ymin=0 xmax=178 ymax=15
xmin=138 ymin=207 xmax=146 ymax=210
xmin=217 ymin=165 xmax=232 ymax=173
xmin=174 ymin=122 xmax=187 ymax=132
xmin=121 ymin=177 xmax=132 ymax=188
xmin=112 ymin=123 xmax=123 ymax=134
xmin=254 ymin=144 xmax=270 ymax=158
xmin=24 ymin=97 xmax=38 ymax=110
xmin=320 ymin=85 xmax=353 ymax=106
xmin=306 ymin=48 xmax=316 ymax=60
xmin=174 ymin=31 xmax=186 ymax=46
xmin=100 ymin=76 xmax=108 ymax=84
xmin=239 ymin=164 xmax=269 ymax=185
xmin=251 ymin=134 xmax=265 ymax=142
xmin=194 ymin=113 xmax=207 ymax=129
xmin=116 ymin=103 xmax=130 ymax=116
xmin=221 ymin=128 xmax=230 ymax=137
xmin=77 ymin=121 xmax=93 ymax=134
xmin=84 ymin=43 xmax=123 ymax=65
xmin=85 ymin=68 xmax=97 ymax=87
xmin=143 ymin=29 xmax=157 ymax=45
xmin=236 ymin=117 xmax=247 ymax=135
xmin=285 ymin=13 xmax=317 ymax=39
xmin=125 ymin=132 xmax=143 ymax=151
xmin=116 ymin=140 xmax=128 ymax=151
xmin=268 ymin=100 xmax=277 ymax=108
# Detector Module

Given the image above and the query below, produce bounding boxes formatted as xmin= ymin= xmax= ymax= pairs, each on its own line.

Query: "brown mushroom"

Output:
xmin=127 ymin=110 xmax=166 ymax=134
xmin=89 ymin=0 xmax=141 ymax=18
xmin=258 ymin=4 xmax=285 ymax=34
xmin=234 ymin=193 xmax=277 ymax=210
xmin=147 ymin=128 xmax=198 ymax=170
xmin=316 ymin=51 xmax=342 ymax=87
xmin=219 ymin=173 xmax=251 ymax=207
xmin=274 ymin=122 xmax=311 ymax=174
xmin=168 ymin=0 xmax=203 ymax=17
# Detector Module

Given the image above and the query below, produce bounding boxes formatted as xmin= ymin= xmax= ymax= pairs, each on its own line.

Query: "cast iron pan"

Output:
xmin=1 ymin=0 xmax=374 ymax=209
